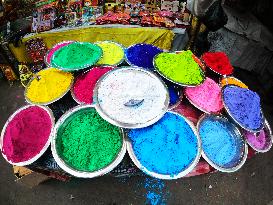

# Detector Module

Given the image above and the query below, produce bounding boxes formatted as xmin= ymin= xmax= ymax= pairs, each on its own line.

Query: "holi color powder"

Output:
xmin=220 ymin=77 xmax=248 ymax=88
xmin=25 ymin=68 xmax=74 ymax=105
xmin=185 ymin=78 xmax=223 ymax=113
xmin=72 ymin=66 xmax=114 ymax=104
xmin=242 ymin=122 xmax=272 ymax=152
xmin=202 ymin=52 xmax=234 ymax=75
xmin=128 ymin=112 xmax=199 ymax=176
xmin=125 ymin=44 xmax=163 ymax=69
xmin=222 ymin=86 xmax=263 ymax=132
xmin=51 ymin=42 xmax=102 ymax=71
xmin=168 ymin=85 xmax=180 ymax=107
xmin=198 ymin=115 xmax=246 ymax=170
xmin=45 ymin=41 xmax=73 ymax=66
xmin=144 ymin=178 xmax=169 ymax=205
xmin=94 ymin=67 xmax=169 ymax=128
xmin=56 ymin=107 xmax=122 ymax=172
xmin=96 ymin=41 xmax=124 ymax=66
xmin=2 ymin=106 xmax=53 ymax=163
xmin=154 ymin=50 xmax=205 ymax=86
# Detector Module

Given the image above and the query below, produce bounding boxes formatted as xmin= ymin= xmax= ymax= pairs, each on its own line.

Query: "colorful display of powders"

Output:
xmin=202 ymin=52 xmax=234 ymax=76
xmin=154 ymin=50 xmax=205 ymax=86
xmin=25 ymin=68 xmax=74 ymax=105
xmin=220 ymin=76 xmax=248 ymax=88
xmin=222 ymin=85 xmax=264 ymax=132
xmin=185 ymin=78 xmax=223 ymax=113
xmin=51 ymin=42 xmax=102 ymax=71
xmin=45 ymin=41 xmax=73 ymax=66
xmin=95 ymin=41 xmax=125 ymax=66
xmin=197 ymin=114 xmax=247 ymax=172
xmin=127 ymin=111 xmax=201 ymax=179
xmin=71 ymin=66 xmax=114 ymax=104
xmin=93 ymin=67 xmax=169 ymax=128
xmin=242 ymin=120 xmax=272 ymax=152
xmin=1 ymin=105 xmax=54 ymax=165
xmin=52 ymin=106 xmax=126 ymax=178
xmin=125 ymin=44 xmax=163 ymax=69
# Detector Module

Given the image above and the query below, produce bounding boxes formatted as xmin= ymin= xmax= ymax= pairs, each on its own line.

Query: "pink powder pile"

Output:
xmin=72 ymin=66 xmax=114 ymax=104
xmin=185 ymin=78 xmax=223 ymax=113
xmin=46 ymin=41 xmax=73 ymax=65
xmin=243 ymin=128 xmax=272 ymax=151
xmin=2 ymin=106 xmax=52 ymax=163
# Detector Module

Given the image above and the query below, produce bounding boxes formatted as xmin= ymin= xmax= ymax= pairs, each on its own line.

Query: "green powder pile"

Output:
xmin=52 ymin=42 xmax=102 ymax=71
xmin=56 ymin=107 xmax=122 ymax=172
xmin=154 ymin=50 xmax=205 ymax=86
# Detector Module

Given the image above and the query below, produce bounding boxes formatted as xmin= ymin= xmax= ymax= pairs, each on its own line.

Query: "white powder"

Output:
xmin=95 ymin=67 xmax=169 ymax=128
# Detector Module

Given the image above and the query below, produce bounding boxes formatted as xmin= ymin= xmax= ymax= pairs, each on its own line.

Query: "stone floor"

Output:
xmin=0 ymin=69 xmax=273 ymax=205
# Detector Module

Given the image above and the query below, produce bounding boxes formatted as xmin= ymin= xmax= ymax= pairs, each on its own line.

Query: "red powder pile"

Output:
xmin=2 ymin=106 xmax=52 ymax=163
xmin=72 ymin=66 xmax=114 ymax=104
xmin=202 ymin=52 xmax=234 ymax=75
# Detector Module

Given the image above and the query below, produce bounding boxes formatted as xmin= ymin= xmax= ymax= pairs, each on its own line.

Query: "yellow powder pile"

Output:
xmin=96 ymin=41 xmax=124 ymax=65
xmin=220 ymin=77 xmax=248 ymax=88
xmin=25 ymin=68 xmax=74 ymax=104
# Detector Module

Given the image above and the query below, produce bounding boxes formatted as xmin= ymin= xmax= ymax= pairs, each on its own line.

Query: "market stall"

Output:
xmin=0 ymin=0 xmax=272 ymax=185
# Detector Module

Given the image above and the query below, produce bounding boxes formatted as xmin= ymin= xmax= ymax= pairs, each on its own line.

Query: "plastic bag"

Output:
xmin=201 ymin=0 xmax=228 ymax=31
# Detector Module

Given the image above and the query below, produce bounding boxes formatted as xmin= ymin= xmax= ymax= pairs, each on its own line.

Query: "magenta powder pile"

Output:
xmin=1 ymin=106 xmax=52 ymax=163
xmin=72 ymin=66 xmax=113 ymax=104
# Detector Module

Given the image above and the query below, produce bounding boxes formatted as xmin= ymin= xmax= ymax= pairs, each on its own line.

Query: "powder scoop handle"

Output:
xmin=124 ymin=99 xmax=144 ymax=107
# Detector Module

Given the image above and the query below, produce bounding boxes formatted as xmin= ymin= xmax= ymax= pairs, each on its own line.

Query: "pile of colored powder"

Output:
xmin=128 ymin=112 xmax=199 ymax=176
xmin=26 ymin=68 xmax=73 ymax=104
xmin=95 ymin=68 xmax=169 ymax=127
xmin=51 ymin=42 xmax=102 ymax=70
xmin=220 ymin=77 xmax=248 ymax=88
xmin=56 ymin=107 xmax=122 ymax=172
xmin=243 ymin=127 xmax=272 ymax=152
xmin=223 ymin=86 xmax=263 ymax=131
xmin=198 ymin=115 xmax=245 ymax=169
xmin=2 ymin=106 xmax=52 ymax=163
xmin=185 ymin=78 xmax=223 ymax=113
xmin=72 ymin=66 xmax=113 ymax=104
xmin=125 ymin=44 xmax=163 ymax=69
xmin=154 ymin=50 xmax=205 ymax=86
xmin=168 ymin=85 xmax=180 ymax=107
xmin=45 ymin=41 xmax=73 ymax=66
xmin=96 ymin=41 xmax=124 ymax=65
xmin=202 ymin=52 xmax=234 ymax=75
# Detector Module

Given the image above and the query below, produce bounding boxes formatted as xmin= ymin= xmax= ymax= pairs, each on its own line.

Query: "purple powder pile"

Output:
xmin=242 ymin=122 xmax=272 ymax=152
xmin=223 ymin=86 xmax=263 ymax=131
xmin=125 ymin=44 xmax=163 ymax=69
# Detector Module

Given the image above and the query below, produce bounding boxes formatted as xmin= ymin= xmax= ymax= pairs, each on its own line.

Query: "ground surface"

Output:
xmin=0 ymin=69 xmax=273 ymax=205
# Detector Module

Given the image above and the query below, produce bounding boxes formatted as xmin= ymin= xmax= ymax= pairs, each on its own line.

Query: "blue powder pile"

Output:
xmin=144 ymin=178 xmax=169 ymax=205
xmin=128 ymin=112 xmax=199 ymax=176
xmin=165 ymin=82 xmax=180 ymax=107
xmin=198 ymin=115 xmax=245 ymax=169
xmin=223 ymin=86 xmax=263 ymax=131
xmin=125 ymin=44 xmax=163 ymax=69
